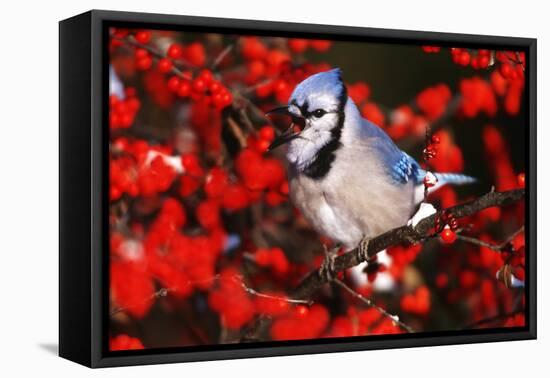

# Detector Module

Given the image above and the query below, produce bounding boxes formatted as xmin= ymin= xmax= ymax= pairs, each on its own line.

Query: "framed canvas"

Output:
xmin=59 ymin=10 xmax=536 ymax=368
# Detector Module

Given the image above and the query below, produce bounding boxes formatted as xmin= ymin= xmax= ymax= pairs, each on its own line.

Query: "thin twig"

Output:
xmin=334 ymin=279 xmax=415 ymax=333
xmin=456 ymin=225 xmax=524 ymax=252
xmin=212 ymin=43 xmax=234 ymax=69
xmin=242 ymin=78 xmax=275 ymax=94
xmin=226 ymin=117 xmax=248 ymax=148
xmin=515 ymin=51 xmax=525 ymax=72
xmin=500 ymin=51 xmax=525 ymax=73
xmin=237 ymin=107 xmax=258 ymax=134
xmin=239 ymin=281 xmax=313 ymax=306
xmin=110 ymin=274 xmax=309 ymax=318
xmin=110 ymin=287 xmax=172 ymax=317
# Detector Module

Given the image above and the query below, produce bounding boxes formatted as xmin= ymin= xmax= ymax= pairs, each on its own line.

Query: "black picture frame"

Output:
xmin=59 ymin=9 xmax=537 ymax=368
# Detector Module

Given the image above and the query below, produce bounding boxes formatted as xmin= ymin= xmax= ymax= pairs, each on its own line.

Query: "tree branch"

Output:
xmin=291 ymin=189 xmax=525 ymax=300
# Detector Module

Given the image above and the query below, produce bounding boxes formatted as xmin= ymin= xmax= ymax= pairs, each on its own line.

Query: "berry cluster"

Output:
xmin=422 ymin=46 xmax=525 ymax=77
xmin=166 ymin=69 xmax=233 ymax=110
xmin=109 ymin=90 xmax=141 ymax=130
xmin=450 ymin=48 xmax=492 ymax=69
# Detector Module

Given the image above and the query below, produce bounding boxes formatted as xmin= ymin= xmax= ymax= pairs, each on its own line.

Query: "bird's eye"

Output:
xmin=312 ymin=109 xmax=326 ymax=118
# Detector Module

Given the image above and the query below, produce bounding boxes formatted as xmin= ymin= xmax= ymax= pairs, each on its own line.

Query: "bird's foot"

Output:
xmin=358 ymin=237 xmax=371 ymax=262
xmin=319 ymin=245 xmax=339 ymax=282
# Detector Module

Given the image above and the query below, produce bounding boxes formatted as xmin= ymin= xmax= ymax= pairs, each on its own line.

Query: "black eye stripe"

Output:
xmin=290 ymin=100 xmax=335 ymax=119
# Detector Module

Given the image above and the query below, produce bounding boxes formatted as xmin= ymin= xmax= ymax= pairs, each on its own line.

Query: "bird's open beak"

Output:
xmin=268 ymin=125 xmax=299 ymax=151
xmin=265 ymin=106 xmax=300 ymax=151
xmin=265 ymin=106 xmax=291 ymax=117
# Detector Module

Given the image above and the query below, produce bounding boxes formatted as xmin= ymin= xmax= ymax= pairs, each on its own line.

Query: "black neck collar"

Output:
xmin=302 ymin=87 xmax=348 ymax=180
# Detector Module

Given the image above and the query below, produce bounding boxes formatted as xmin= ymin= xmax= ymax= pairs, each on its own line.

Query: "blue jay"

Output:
xmin=267 ymin=68 xmax=474 ymax=279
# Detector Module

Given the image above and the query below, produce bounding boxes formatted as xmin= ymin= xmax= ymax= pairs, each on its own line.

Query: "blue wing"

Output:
xmin=389 ymin=152 xmax=423 ymax=184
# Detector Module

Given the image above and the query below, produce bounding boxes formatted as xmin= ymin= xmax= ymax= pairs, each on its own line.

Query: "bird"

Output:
xmin=266 ymin=68 xmax=475 ymax=279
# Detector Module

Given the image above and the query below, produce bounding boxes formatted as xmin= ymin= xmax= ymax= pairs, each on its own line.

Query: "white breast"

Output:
xmin=290 ymin=173 xmax=365 ymax=249
xmin=289 ymin=143 xmax=416 ymax=250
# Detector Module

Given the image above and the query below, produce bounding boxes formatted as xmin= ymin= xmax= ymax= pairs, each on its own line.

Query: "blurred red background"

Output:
xmin=107 ymin=27 xmax=526 ymax=351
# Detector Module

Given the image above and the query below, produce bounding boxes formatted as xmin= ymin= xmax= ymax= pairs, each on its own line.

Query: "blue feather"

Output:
xmin=390 ymin=153 xmax=420 ymax=184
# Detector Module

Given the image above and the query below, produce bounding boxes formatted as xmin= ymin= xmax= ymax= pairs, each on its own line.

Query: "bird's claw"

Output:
xmin=358 ymin=237 xmax=370 ymax=261
xmin=319 ymin=245 xmax=339 ymax=282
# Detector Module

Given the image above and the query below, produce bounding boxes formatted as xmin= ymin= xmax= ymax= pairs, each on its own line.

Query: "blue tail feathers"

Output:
xmin=434 ymin=172 xmax=476 ymax=185
xmin=416 ymin=169 xmax=476 ymax=186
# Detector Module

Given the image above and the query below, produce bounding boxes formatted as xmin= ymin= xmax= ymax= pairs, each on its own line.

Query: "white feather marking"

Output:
xmin=408 ymin=202 xmax=437 ymax=227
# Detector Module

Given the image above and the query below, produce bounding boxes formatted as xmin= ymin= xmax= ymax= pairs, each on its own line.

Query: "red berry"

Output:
xmin=177 ymin=81 xmax=191 ymax=97
xmin=499 ymin=63 xmax=513 ymax=78
xmin=186 ymin=42 xmax=206 ymax=66
xmin=204 ymin=167 xmax=229 ymax=198
xmin=180 ymin=153 xmax=203 ymax=176
xmin=255 ymin=248 xmax=271 ymax=266
xmin=167 ymin=43 xmax=184 ymax=59
xmin=135 ymin=31 xmax=151 ymax=44
xmin=310 ymin=40 xmax=331 ymax=52
xmin=167 ymin=76 xmax=181 ymax=92
xmin=192 ymin=78 xmax=207 ymax=93
xmin=196 ymin=200 xmax=220 ymax=229
xmin=458 ymin=51 xmax=471 ymax=66
xmin=110 ymin=185 xmax=122 ymax=200
xmin=198 ymin=69 xmax=214 ymax=84
xmin=254 ymin=138 xmax=271 ymax=153
xmin=213 ymin=90 xmax=232 ymax=109
xmin=295 ymin=305 xmax=309 ymax=317
xmin=470 ymin=56 xmax=480 ymax=70
xmin=209 ymin=81 xmax=222 ymax=94
xmin=135 ymin=48 xmax=148 ymax=59
xmin=478 ymin=49 xmax=490 ymax=57
xmin=288 ymin=39 xmax=309 ymax=53
xmin=157 ymin=58 xmax=173 ymax=73
xmin=222 ymin=184 xmax=249 ymax=211
xmin=136 ymin=55 xmax=152 ymax=71
xmin=478 ymin=55 xmax=490 ymax=69
xmin=440 ymin=228 xmax=457 ymax=244
xmin=259 ymin=126 xmax=275 ymax=142
xmin=242 ymin=37 xmax=267 ymax=60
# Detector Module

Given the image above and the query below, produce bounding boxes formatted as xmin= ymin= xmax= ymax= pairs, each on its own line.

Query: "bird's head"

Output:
xmin=266 ymin=68 xmax=348 ymax=170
